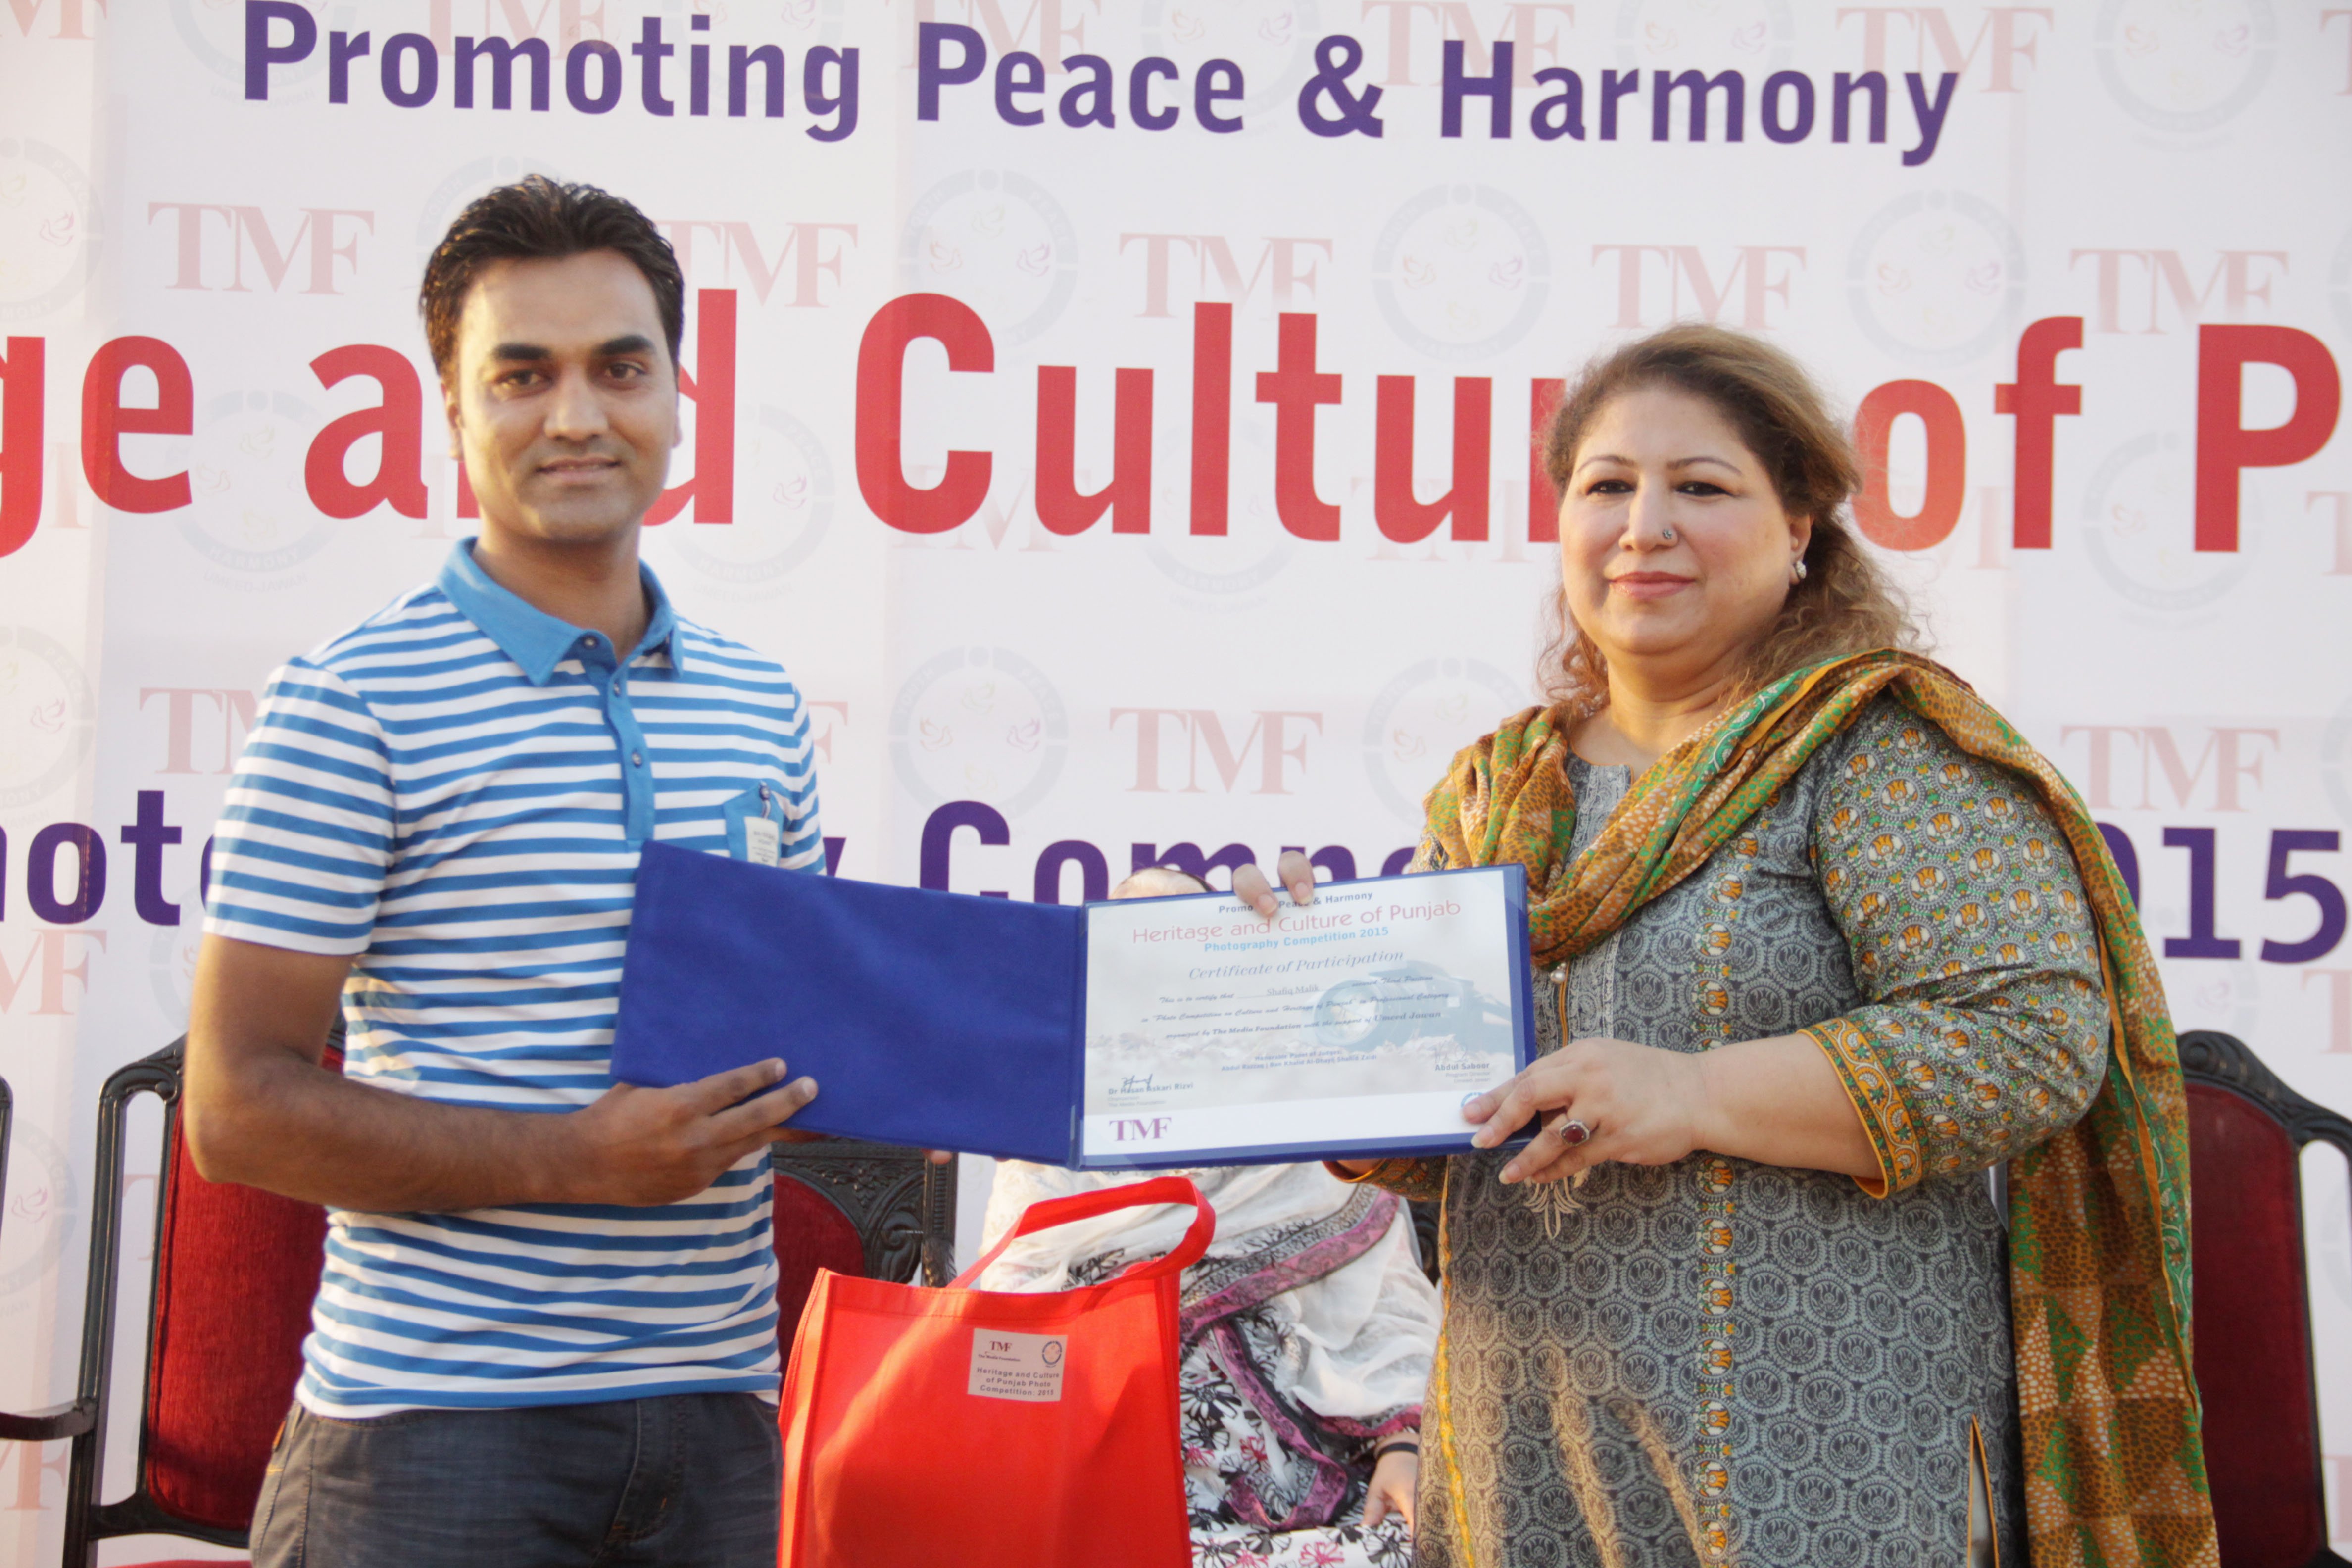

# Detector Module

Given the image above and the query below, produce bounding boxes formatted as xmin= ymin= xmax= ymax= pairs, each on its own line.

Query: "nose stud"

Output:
xmin=1660 ymin=526 xmax=1678 ymax=544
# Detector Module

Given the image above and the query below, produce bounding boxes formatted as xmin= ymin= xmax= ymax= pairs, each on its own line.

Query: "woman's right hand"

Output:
xmin=1229 ymin=849 xmax=1318 ymax=918
xmin=1363 ymin=1445 xmax=1418 ymax=1533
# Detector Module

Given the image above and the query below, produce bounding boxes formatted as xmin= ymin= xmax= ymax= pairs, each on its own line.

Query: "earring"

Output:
xmin=1791 ymin=559 xmax=1809 ymax=584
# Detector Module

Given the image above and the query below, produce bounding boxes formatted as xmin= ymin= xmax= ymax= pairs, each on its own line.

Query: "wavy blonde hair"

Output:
xmin=1536 ymin=323 xmax=1920 ymax=711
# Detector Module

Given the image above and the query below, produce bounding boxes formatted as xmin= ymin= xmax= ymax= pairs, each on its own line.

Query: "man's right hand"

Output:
xmin=188 ymin=932 xmax=825 ymax=1215
xmin=557 ymin=1059 xmax=819 ymax=1206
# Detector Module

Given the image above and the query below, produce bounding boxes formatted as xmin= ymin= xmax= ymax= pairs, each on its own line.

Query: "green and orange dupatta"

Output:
xmin=1423 ymin=648 xmax=2215 ymax=1568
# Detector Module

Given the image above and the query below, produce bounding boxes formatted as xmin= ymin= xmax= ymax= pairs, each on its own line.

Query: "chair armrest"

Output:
xmin=0 ymin=1401 xmax=96 ymax=1441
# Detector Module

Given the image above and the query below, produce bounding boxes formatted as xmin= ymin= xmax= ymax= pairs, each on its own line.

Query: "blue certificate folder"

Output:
xmin=611 ymin=842 xmax=1536 ymax=1169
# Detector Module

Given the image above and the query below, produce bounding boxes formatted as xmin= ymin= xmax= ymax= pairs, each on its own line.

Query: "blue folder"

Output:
xmin=611 ymin=842 xmax=1534 ymax=1167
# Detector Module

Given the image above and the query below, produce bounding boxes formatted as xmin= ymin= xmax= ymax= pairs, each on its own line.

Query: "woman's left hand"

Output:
xmin=1362 ymin=1446 xmax=1418 ymax=1533
xmin=1466 ymin=1036 xmax=1708 ymax=1185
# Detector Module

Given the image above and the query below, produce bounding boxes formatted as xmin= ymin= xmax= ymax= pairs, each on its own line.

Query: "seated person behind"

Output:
xmin=976 ymin=866 xmax=1441 ymax=1568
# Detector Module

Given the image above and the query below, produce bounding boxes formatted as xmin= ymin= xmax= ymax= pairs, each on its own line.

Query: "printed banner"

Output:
xmin=2 ymin=3 xmax=2349 ymax=1554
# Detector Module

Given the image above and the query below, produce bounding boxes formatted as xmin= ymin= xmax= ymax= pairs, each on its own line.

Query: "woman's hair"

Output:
xmin=418 ymin=175 xmax=685 ymax=384
xmin=1534 ymin=322 xmax=1919 ymax=711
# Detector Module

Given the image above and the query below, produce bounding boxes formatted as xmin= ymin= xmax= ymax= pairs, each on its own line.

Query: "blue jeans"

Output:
xmin=249 ymin=1393 xmax=781 ymax=1567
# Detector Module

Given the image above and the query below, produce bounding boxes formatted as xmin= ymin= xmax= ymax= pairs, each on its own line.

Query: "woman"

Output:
xmin=1233 ymin=325 xmax=2214 ymax=1567
xmin=979 ymin=866 xmax=1441 ymax=1568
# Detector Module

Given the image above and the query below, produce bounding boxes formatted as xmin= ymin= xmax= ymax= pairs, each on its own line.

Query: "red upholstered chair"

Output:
xmin=0 ymin=1036 xmax=332 ymax=1568
xmin=2179 ymin=1029 xmax=2352 ymax=1568
xmin=769 ymin=1138 xmax=958 ymax=1338
xmin=0 ymin=1042 xmax=959 ymax=1566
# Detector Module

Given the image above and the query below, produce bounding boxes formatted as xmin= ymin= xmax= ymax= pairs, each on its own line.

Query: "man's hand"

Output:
xmin=187 ymin=931 xmax=827 ymax=1213
xmin=1229 ymin=848 xmax=1318 ymax=919
xmin=559 ymin=1059 xmax=818 ymax=1206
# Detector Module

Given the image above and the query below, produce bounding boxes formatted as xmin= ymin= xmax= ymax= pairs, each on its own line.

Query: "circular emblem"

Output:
xmin=2076 ymin=432 xmax=2254 ymax=615
xmin=1142 ymin=420 xmax=1297 ymax=602
xmin=1372 ymin=184 xmax=1550 ymax=362
xmin=1137 ymin=1 xmax=1322 ymax=128
xmin=170 ymin=0 xmax=325 ymax=86
xmin=1362 ymin=657 xmax=1533 ymax=824
xmin=659 ymin=404 xmax=835 ymax=589
xmin=174 ymin=389 xmax=337 ymax=577
xmin=1845 ymin=190 xmax=2025 ymax=370
xmin=0 ymin=138 xmax=98 ymax=322
xmin=899 ymin=170 xmax=1078 ymax=345
xmin=0 ymin=624 xmax=96 ymax=810
xmin=415 ymin=156 xmax=568 ymax=271
xmin=889 ymin=646 xmax=1069 ymax=817
xmin=1040 ymin=1338 xmax=1065 ymax=1366
xmin=2093 ymin=0 xmax=2276 ymax=136
xmin=1611 ymin=0 xmax=1798 ymax=71
xmin=0 ymin=1115 xmax=79 ymax=1321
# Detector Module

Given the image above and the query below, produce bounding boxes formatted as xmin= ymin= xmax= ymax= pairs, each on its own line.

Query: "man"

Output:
xmin=186 ymin=176 xmax=821 ymax=1566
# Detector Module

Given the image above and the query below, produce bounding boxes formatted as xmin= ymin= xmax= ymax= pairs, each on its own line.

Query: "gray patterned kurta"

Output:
xmin=1368 ymin=698 xmax=2110 ymax=1568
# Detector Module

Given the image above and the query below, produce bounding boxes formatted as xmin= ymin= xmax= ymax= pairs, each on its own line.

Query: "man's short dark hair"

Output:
xmin=419 ymin=175 xmax=684 ymax=383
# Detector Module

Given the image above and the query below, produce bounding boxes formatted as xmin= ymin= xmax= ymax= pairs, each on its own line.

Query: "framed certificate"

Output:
xmin=612 ymin=844 xmax=1535 ymax=1168
xmin=1078 ymin=868 xmax=1533 ymax=1165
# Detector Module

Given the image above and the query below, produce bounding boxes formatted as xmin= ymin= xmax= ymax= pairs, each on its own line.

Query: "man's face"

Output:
xmin=443 ymin=250 xmax=680 ymax=547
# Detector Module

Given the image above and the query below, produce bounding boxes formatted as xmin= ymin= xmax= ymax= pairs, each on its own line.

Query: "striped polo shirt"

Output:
xmin=204 ymin=539 xmax=822 ymax=1416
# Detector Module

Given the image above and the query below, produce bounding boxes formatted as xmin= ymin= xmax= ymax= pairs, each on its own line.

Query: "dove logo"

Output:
xmin=889 ymin=646 xmax=1068 ymax=818
xmin=1370 ymin=184 xmax=1549 ymax=363
xmin=1844 ymin=189 xmax=2026 ymax=370
xmin=174 ymin=387 xmax=337 ymax=577
xmin=2092 ymin=0 xmax=2276 ymax=134
xmin=660 ymin=404 xmax=833 ymax=592
xmin=1361 ymin=658 xmax=1530 ymax=833
xmin=0 ymin=624 xmax=96 ymax=811
xmin=0 ymin=138 xmax=97 ymax=322
xmin=898 ymin=168 xmax=1078 ymax=346
xmin=2076 ymin=432 xmax=2256 ymax=614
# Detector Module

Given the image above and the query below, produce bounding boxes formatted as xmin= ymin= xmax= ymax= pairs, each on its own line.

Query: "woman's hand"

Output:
xmin=1363 ymin=1445 xmax=1418 ymax=1533
xmin=1465 ymin=1036 xmax=1709 ymax=1185
xmin=1229 ymin=849 xmax=1318 ymax=918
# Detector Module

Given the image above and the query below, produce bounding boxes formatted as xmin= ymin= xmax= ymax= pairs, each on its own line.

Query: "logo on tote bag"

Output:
xmin=969 ymin=1330 xmax=1069 ymax=1402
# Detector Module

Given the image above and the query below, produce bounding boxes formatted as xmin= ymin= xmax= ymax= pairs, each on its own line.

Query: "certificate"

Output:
xmin=612 ymin=845 xmax=1536 ymax=1168
xmin=1078 ymin=868 xmax=1533 ymax=1165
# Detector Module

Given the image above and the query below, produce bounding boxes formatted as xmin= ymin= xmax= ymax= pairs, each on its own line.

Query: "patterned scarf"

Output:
xmin=1423 ymin=647 xmax=2215 ymax=1568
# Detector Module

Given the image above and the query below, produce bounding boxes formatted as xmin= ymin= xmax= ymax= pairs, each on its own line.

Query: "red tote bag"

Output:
xmin=777 ymin=1174 xmax=1215 ymax=1568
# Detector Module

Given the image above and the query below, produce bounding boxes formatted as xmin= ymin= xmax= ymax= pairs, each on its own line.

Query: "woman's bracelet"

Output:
xmin=1374 ymin=1439 xmax=1420 ymax=1458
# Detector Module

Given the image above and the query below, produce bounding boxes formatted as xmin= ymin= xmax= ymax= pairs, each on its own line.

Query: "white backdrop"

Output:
xmin=3 ymin=2 xmax=2349 ymax=1560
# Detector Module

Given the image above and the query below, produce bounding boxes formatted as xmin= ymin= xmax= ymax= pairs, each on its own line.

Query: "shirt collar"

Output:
xmin=436 ymin=538 xmax=683 ymax=686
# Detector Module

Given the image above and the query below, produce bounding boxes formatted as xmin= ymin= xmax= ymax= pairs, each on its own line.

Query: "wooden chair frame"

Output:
xmin=2179 ymin=1029 xmax=2352 ymax=1568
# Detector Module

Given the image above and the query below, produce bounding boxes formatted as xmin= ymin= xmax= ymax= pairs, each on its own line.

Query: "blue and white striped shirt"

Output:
xmin=204 ymin=540 xmax=823 ymax=1416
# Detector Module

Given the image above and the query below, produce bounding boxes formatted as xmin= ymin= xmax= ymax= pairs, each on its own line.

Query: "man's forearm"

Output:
xmin=185 ymin=1046 xmax=578 ymax=1212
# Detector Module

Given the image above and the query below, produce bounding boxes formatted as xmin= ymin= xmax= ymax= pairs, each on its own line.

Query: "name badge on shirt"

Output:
xmin=743 ymin=814 xmax=783 ymax=867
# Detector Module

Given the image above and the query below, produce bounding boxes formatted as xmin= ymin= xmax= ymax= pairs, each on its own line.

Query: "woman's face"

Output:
xmin=1557 ymin=386 xmax=1812 ymax=691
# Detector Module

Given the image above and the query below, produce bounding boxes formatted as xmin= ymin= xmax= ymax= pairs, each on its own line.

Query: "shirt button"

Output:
xmin=631 ymin=751 xmax=644 ymax=767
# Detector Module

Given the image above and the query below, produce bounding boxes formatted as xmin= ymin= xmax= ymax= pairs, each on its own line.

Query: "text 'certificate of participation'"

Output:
xmin=1078 ymin=865 xmax=1534 ymax=1166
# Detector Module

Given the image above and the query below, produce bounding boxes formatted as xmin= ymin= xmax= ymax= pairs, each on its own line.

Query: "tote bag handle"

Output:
xmin=948 ymin=1175 xmax=1215 ymax=1290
